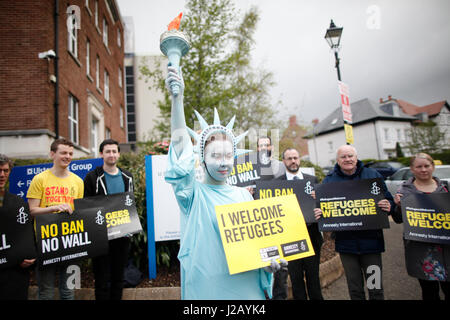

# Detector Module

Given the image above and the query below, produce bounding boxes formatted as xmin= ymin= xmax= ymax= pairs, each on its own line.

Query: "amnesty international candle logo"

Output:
xmin=215 ymin=194 xmax=314 ymax=275
xmin=317 ymin=178 xmax=390 ymax=231
xmin=401 ymin=192 xmax=450 ymax=245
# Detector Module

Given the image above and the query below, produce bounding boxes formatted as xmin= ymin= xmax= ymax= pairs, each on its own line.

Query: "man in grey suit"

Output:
xmin=274 ymin=148 xmax=323 ymax=300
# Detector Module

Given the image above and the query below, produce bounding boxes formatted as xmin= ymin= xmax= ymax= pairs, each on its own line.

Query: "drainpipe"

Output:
xmin=54 ymin=0 xmax=59 ymax=138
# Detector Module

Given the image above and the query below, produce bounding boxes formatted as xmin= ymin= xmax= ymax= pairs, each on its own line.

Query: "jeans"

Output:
xmin=36 ymin=263 xmax=75 ymax=300
xmin=339 ymin=252 xmax=384 ymax=300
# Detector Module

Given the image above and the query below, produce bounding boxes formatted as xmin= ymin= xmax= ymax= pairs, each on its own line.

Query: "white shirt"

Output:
xmin=285 ymin=171 xmax=304 ymax=181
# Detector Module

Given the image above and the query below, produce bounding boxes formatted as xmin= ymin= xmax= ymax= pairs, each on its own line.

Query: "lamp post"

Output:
xmin=325 ymin=20 xmax=353 ymax=145
xmin=324 ymin=19 xmax=343 ymax=81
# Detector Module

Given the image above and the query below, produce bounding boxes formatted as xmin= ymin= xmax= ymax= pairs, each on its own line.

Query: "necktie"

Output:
xmin=292 ymin=176 xmax=300 ymax=180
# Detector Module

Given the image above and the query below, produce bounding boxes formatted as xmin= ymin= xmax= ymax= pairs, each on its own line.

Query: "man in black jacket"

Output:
xmin=0 ymin=154 xmax=36 ymax=300
xmin=84 ymin=139 xmax=134 ymax=300
xmin=276 ymin=148 xmax=323 ymax=300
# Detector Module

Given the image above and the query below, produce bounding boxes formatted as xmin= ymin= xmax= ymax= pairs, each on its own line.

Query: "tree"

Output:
xmin=404 ymin=121 xmax=447 ymax=154
xmin=140 ymin=0 xmax=280 ymax=140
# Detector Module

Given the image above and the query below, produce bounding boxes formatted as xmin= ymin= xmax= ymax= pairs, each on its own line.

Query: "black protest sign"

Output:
xmin=401 ymin=192 xmax=450 ymax=245
xmin=226 ymin=152 xmax=274 ymax=188
xmin=316 ymin=178 xmax=390 ymax=231
xmin=74 ymin=192 xmax=143 ymax=240
xmin=0 ymin=194 xmax=36 ymax=269
xmin=255 ymin=179 xmax=316 ymax=223
xmin=35 ymin=207 xmax=108 ymax=266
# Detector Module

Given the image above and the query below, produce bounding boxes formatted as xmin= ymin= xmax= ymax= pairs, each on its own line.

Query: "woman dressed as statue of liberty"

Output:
xmin=164 ymin=64 xmax=281 ymax=300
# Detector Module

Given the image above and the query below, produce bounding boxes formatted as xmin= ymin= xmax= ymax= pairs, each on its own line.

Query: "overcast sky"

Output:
xmin=117 ymin=0 xmax=450 ymax=127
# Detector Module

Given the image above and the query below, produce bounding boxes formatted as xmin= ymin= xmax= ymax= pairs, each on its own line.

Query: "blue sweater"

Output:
xmin=323 ymin=160 xmax=394 ymax=254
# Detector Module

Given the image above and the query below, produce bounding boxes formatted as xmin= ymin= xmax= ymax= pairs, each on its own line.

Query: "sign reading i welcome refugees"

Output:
xmin=317 ymin=178 xmax=390 ymax=231
xmin=215 ymin=194 xmax=314 ymax=275
xmin=401 ymin=193 xmax=450 ymax=245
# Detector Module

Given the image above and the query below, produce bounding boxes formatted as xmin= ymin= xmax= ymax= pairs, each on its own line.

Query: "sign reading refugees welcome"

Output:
xmin=317 ymin=178 xmax=390 ymax=231
xmin=401 ymin=193 xmax=450 ymax=245
xmin=215 ymin=194 xmax=315 ymax=275
xmin=0 ymin=197 xmax=36 ymax=269
xmin=255 ymin=179 xmax=317 ymax=223
xmin=35 ymin=207 xmax=108 ymax=266
xmin=75 ymin=192 xmax=143 ymax=240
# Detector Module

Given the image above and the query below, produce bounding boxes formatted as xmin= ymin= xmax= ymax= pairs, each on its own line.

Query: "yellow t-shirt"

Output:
xmin=26 ymin=169 xmax=84 ymax=211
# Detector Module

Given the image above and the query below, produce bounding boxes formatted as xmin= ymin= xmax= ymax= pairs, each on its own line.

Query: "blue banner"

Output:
xmin=9 ymin=158 xmax=103 ymax=200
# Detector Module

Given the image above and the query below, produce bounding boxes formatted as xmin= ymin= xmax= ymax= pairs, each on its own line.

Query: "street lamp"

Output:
xmin=324 ymin=19 xmax=343 ymax=81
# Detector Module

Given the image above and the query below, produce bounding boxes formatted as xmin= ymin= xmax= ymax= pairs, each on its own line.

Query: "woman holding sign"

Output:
xmin=164 ymin=64 xmax=279 ymax=299
xmin=393 ymin=153 xmax=449 ymax=300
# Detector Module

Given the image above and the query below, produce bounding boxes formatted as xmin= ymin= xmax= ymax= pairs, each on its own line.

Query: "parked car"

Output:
xmin=364 ymin=161 xmax=405 ymax=179
xmin=385 ymin=165 xmax=450 ymax=195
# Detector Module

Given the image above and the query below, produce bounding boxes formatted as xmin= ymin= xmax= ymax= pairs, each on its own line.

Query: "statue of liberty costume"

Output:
xmin=164 ymin=65 xmax=273 ymax=300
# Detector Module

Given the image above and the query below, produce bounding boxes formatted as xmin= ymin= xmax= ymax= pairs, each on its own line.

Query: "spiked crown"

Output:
xmin=186 ymin=108 xmax=249 ymax=162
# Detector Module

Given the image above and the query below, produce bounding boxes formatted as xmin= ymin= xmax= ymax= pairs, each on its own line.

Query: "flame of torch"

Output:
xmin=160 ymin=12 xmax=190 ymax=96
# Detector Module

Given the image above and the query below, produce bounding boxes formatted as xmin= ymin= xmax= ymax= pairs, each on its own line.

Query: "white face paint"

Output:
xmin=203 ymin=139 xmax=234 ymax=184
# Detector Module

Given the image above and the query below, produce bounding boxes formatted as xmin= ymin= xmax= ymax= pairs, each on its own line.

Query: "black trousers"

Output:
xmin=272 ymin=225 xmax=323 ymax=300
xmin=0 ymin=266 xmax=31 ymax=300
xmin=418 ymin=279 xmax=450 ymax=300
xmin=93 ymin=237 xmax=130 ymax=300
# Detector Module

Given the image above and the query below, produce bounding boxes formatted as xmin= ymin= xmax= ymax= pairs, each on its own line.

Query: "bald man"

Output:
xmin=314 ymin=145 xmax=394 ymax=300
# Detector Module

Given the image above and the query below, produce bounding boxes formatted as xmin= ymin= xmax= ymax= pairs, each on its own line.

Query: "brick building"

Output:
xmin=0 ymin=0 xmax=126 ymax=158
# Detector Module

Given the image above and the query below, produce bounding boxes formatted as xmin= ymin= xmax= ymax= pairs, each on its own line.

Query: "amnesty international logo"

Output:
xmin=16 ymin=206 xmax=28 ymax=224
xmin=95 ymin=210 xmax=105 ymax=225
xmin=371 ymin=182 xmax=381 ymax=195
xmin=304 ymin=181 xmax=313 ymax=195
xmin=124 ymin=195 xmax=133 ymax=206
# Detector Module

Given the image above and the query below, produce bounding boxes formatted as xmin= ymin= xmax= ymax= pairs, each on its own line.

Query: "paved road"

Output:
xmin=322 ymin=218 xmax=429 ymax=300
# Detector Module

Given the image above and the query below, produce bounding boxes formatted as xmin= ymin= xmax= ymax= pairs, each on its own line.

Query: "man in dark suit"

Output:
xmin=276 ymin=148 xmax=323 ymax=300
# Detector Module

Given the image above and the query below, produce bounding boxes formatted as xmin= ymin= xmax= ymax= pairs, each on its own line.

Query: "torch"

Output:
xmin=160 ymin=13 xmax=190 ymax=97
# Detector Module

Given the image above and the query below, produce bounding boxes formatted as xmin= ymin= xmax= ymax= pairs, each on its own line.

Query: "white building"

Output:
xmin=307 ymin=98 xmax=416 ymax=167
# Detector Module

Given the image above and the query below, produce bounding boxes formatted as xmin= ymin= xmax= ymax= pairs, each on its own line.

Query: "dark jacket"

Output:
xmin=276 ymin=172 xmax=323 ymax=251
xmin=83 ymin=166 xmax=134 ymax=197
xmin=322 ymin=160 xmax=394 ymax=254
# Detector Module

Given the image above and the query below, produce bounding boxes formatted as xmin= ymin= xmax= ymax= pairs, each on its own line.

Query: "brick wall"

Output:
xmin=0 ymin=0 xmax=126 ymax=154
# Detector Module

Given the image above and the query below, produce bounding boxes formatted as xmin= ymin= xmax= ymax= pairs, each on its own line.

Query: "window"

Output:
xmin=396 ymin=128 xmax=401 ymax=140
xmin=86 ymin=39 xmax=90 ymax=75
xmin=68 ymin=95 xmax=79 ymax=144
xmin=118 ymin=66 xmax=122 ymax=87
xmin=94 ymin=0 xmax=98 ymax=27
xmin=105 ymin=127 xmax=111 ymax=139
xmin=96 ymin=56 xmax=100 ymax=88
xmin=104 ymin=70 xmax=109 ymax=102
xmin=103 ymin=18 xmax=108 ymax=46
xmin=120 ymin=106 xmax=124 ymax=128
xmin=117 ymin=28 xmax=122 ymax=47
xmin=384 ymin=128 xmax=390 ymax=141
xmin=68 ymin=14 xmax=78 ymax=57
xmin=91 ymin=117 xmax=99 ymax=156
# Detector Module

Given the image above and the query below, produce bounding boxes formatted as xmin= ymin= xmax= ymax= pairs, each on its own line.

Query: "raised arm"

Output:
xmin=166 ymin=64 xmax=191 ymax=157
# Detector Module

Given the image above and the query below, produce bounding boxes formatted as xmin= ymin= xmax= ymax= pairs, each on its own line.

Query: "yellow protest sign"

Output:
xmin=215 ymin=194 xmax=315 ymax=275
xmin=344 ymin=123 xmax=354 ymax=144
